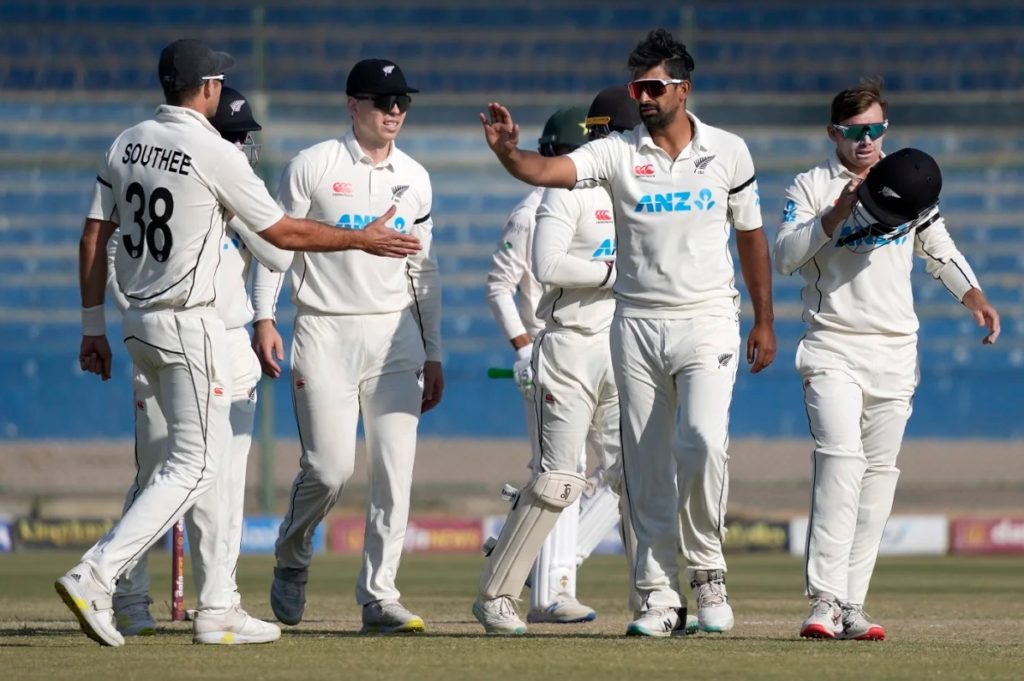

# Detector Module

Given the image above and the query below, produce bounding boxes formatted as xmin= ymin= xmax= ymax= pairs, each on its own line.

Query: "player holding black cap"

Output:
xmin=252 ymin=58 xmax=441 ymax=634
xmin=775 ymin=80 xmax=1000 ymax=642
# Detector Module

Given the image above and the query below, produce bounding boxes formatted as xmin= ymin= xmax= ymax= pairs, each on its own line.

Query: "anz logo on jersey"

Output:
xmin=222 ymin=234 xmax=246 ymax=251
xmin=335 ymin=214 xmax=407 ymax=232
xmin=836 ymin=224 xmax=908 ymax=249
xmin=635 ymin=189 xmax=716 ymax=213
xmin=592 ymin=238 xmax=616 ymax=259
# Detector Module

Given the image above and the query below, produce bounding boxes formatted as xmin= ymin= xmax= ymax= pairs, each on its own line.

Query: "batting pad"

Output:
xmin=479 ymin=470 xmax=586 ymax=600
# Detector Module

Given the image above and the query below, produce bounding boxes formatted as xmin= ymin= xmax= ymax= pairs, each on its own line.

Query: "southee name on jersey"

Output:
xmin=121 ymin=143 xmax=194 ymax=176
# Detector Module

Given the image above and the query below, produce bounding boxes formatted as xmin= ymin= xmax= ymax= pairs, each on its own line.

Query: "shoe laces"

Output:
xmin=810 ymin=596 xmax=838 ymax=619
xmin=493 ymin=596 xmax=519 ymax=619
xmin=841 ymin=603 xmax=871 ymax=625
xmin=696 ymin=580 xmax=728 ymax=608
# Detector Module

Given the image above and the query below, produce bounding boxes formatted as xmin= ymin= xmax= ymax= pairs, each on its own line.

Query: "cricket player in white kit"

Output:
xmin=251 ymin=59 xmax=442 ymax=634
xmin=477 ymin=87 xmax=687 ymax=634
xmin=63 ymin=40 xmax=420 ymax=647
xmin=775 ymin=82 xmax=1000 ymax=641
xmin=108 ymin=87 xmax=292 ymax=638
xmin=484 ymin=107 xmax=599 ymax=626
xmin=480 ymin=29 xmax=777 ymax=637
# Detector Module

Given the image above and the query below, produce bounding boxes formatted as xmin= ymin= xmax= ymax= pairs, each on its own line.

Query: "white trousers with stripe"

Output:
xmin=81 ymin=308 xmax=234 ymax=611
xmin=798 ymin=330 xmax=917 ymax=606
xmin=275 ymin=309 xmax=425 ymax=605
xmin=527 ymin=329 xmax=619 ymax=610
xmin=114 ymin=327 xmax=261 ymax=610
xmin=612 ymin=315 xmax=740 ymax=610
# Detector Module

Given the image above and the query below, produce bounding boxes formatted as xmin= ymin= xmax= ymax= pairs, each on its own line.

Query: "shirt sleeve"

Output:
xmin=250 ymin=259 xmax=286 ymax=322
xmin=913 ymin=213 xmax=980 ymax=302
xmin=229 ymin=216 xmax=293 ymax=273
xmin=86 ymin=145 xmax=120 ymax=224
xmin=206 ymin=144 xmax=285 ymax=232
xmin=105 ymin=227 xmax=130 ymax=314
xmin=486 ymin=208 xmax=533 ymax=341
xmin=727 ymin=138 xmax=762 ymax=232
xmin=567 ymin=136 xmax=618 ymax=189
xmin=774 ymin=174 xmax=833 ymax=275
xmin=533 ymin=188 xmax=613 ymax=288
xmin=406 ymin=179 xmax=442 ymax=362
xmin=275 ymin=152 xmax=316 ymax=219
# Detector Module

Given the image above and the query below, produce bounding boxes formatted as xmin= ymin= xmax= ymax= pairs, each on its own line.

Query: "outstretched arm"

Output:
xmin=480 ymin=103 xmax=578 ymax=189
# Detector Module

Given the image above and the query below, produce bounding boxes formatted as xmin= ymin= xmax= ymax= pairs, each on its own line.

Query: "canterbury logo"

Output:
xmin=694 ymin=154 xmax=716 ymax=172
xmin=595 ymin=209 xmax=612 ymax=221
xmin=881 ymin=186 xmax=901 ymax=199
xmin=383 ymin=65 xmax=395 ymax=75
xmin=229 ymin=99 xmax=245 ymax=114
xmin=634 ymin=164 xmax=655 ymax=176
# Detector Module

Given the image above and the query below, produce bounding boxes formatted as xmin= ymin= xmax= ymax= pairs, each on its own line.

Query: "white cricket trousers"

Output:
xmin=275 ymin=309 xmax=425 ymax=605
xmin=612 ymin=314 xmax=740 ymax=610
xmin=81 ymin=308 xmax=234 ymax=610
xmin=115 ymin=327 xmax=261 ymax=609
xmin=528 ymin=329 xmax=618 ymax=609
xmin=798 ymin=330 xmax=917 ymax=606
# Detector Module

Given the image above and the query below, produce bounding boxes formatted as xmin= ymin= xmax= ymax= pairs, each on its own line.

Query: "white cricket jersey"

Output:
xmin=87 ymin=105 xmax=284 ymax=310
xmin=486 ymin=188 xmax=545 ymax=340
xmin=568 ymin=112 xmax=763 ymax=319
xmin=260 ymin=130 xmax=441 ymax=361
xmin=775 ymin=155 xmax=980 ymax=336
xmin=533 ymin=185 xmax=617 ymax=334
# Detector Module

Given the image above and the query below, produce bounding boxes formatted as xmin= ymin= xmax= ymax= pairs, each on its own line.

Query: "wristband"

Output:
xmin=81 ymin=304 xmax=106 ymax=336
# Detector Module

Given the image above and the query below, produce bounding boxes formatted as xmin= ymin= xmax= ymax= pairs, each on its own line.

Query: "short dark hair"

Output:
xmin=627 ymin=29 xmax=695 ymax=81
xmin=831 ymin=78 xmax=888 ymax=124
xmin=163 ymin=83 xmax=202 ymax=106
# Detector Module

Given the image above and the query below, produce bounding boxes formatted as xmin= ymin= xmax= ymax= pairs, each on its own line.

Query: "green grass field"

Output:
xmin=1 ymin=552 xmax=1021 ymax=680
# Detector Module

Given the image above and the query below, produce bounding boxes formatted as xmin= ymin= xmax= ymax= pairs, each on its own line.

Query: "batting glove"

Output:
xmin=512 ymin=343 xmax=534 ymax=397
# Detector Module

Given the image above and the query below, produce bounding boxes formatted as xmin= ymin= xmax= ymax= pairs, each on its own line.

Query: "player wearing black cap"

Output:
xmin=776 ymin=80 xmax=1000 ymax=642
xmin=253 ymin=58 xmax=440 ymax=634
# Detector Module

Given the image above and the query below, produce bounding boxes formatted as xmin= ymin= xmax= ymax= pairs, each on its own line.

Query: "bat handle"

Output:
xmin=487 ymin=367 xmax=514 ymax=379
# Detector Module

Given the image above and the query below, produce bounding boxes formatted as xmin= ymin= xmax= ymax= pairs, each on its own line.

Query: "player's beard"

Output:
xmin=640 ymin=101 xmax=676 ymax=133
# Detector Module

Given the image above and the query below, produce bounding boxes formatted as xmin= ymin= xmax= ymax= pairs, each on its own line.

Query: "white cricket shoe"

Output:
xmin=691 ymin=569 xmax=735 ymax=633
xmin=800 ymin=594 xmax=843 ymax=639
xmin=55 ymin=563 xmax=125 ymax=647
xmin=270 ymin=566 xmax=307 ymax=625
xmin=527 ymin=593 xmax=597 ymax=624
xmin=626 ymin=606 xmax=684 ymax=637
xmin=113 ymin=595 xmax=157 ymax=636
xmin=361 ymin=599 xmax=425 ymax=634
xmin=473 ymin=596 xmax=527 ymax=635
xmin=838 ymin=603 xmax=886 ymax=641
xmin=192 ymin=605 xmax=281 ymax=645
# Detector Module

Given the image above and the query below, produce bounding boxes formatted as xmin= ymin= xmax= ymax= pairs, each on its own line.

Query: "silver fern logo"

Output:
xmin=694 ymin=154 xmax=716 ymax=173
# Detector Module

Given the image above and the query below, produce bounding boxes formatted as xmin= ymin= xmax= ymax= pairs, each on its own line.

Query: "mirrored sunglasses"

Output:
xmin=354 ymin=94 xmax=412 ymax=114
xmin=626 ymin=78 xmax=684 ymax=100
xmin=833 ymin=120 xmax=888 ymax=141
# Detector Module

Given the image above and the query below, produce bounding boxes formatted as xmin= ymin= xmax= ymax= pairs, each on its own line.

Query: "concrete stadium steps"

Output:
xmin=1 ymin=1 xmax=1022 ymax=93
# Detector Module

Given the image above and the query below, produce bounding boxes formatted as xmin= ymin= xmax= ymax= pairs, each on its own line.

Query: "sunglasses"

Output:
xmin=832 ymin=120 xmax=888 ymax=141
xmin=353 ymin=94 xmax=412 ymax=114
xmin=627 ymin=78 xmax=685 ymax=100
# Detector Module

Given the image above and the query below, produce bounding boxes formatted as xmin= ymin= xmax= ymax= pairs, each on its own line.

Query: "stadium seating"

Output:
xmin=0 ymin=1 xmax=1021 ymax=437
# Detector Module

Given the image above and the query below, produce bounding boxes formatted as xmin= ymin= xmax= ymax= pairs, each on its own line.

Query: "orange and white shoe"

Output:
xmin=838 ymin=603 xmax=885 ymax=641
xmin=800 ymin=594 xmax=842 ymax=639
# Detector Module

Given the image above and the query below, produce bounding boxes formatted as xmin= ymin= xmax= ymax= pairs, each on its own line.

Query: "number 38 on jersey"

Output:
xmin=123 ymin=182 xmax=174 ymax=262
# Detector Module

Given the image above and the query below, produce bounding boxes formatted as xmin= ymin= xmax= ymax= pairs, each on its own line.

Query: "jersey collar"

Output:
xmin=343 ymin=129 xmax=396 ymax=169
xmin=636 ymin=110 xmax=709 ymax=159
xmin=155 ymin=104 xmax=221 ymax=136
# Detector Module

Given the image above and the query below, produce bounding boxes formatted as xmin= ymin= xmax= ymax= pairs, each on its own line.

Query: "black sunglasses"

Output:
xmin=353 ymin=94 xmax=412 ymax=114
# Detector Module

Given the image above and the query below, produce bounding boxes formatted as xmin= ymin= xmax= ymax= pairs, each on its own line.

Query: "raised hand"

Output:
xmin=480 ymin=103 xmax=521 ymax=159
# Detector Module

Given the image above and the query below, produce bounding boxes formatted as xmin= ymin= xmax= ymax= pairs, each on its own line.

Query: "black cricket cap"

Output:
xmin=210 ymin=86 xmax=262 ymax=135
xmin=159 ymin=39 xmax=235 ymax=92
xmin=857 ymin=148 xmax=942 ymax=228
xmin=346 ymin=58 xmax=419 ymax=96
xmin=587 ymin=85 xmax=642 ymax=133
